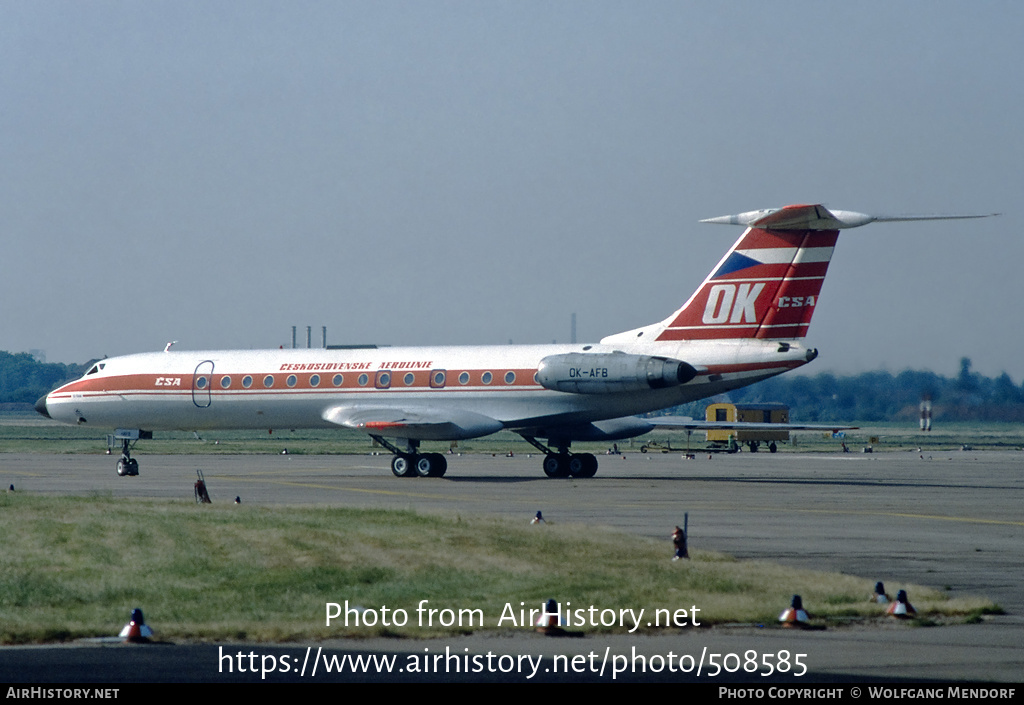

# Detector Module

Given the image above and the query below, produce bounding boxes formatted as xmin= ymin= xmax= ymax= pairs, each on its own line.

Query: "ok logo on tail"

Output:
xmin=702 ymin=283 xmax=766 ymax=324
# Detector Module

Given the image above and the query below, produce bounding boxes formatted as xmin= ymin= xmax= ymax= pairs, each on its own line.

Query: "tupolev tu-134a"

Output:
xmin=36 ymin=204 xmax=993 ymax=479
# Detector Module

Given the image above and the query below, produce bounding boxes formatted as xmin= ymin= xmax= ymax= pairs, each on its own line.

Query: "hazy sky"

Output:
xmin=2 ymin=1 xmax=1021 ymax=381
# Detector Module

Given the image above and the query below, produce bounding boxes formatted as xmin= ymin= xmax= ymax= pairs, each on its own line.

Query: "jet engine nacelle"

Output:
xmin=536 ymin=353 xmax=697 ymax=395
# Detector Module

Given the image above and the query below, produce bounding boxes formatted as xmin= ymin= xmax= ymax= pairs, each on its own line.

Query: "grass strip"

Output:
xmin=0 ymin=494 xmax=998 ymax=643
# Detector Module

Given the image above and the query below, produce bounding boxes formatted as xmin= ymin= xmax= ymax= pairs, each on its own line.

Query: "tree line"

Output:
xmin=0 ymin=351 xmax=88 ymax=406
xmin=654 ymin=358 xmax=1024 ymax=423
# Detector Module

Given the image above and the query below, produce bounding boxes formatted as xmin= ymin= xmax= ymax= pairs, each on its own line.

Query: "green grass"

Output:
xmin=0 ymin=494 xmax=998 ymax=643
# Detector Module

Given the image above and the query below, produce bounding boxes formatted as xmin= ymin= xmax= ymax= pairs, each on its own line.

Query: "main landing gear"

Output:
xmin=391 ymin=452 xmax=448 ymax=478
xmin=371 ymin=435 xmax=448 ymax=478
xmin=522 ymin=436 xmax=598 ymax=478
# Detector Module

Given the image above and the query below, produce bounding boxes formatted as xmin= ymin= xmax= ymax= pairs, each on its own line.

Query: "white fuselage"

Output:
xmin=42 ymin=338 xmax=814 ymax=437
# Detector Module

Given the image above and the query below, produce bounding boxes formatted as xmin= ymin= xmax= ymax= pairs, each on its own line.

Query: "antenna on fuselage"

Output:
xmin=164 ymin=341 xmax=178 ymax=352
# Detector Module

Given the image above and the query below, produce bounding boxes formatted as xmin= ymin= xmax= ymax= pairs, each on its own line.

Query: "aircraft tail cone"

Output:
xmin=886 ymin=590 xmax=916 ymax=618
xmin=119 ymin=608 xmax=153 ymax=643
xmin=779 ymin=595 xmax=810 ymax=628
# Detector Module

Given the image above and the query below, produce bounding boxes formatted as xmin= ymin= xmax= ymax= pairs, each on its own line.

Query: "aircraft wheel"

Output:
xmin=129 ymin=459 xmax=139 ymax=476
xmin=769 ymin=442 xmax=777 ymax=453
xmin=568 ymin=453 xmax=597 ymax=478
xmin=542 ymin=454 xmax=568 ymax=478
xmin=576 ymin=453 xmax=598 ymax=478
xmin=116 ymin=459 xmax=127 ymax=477
xmin=391 ymin=454 xmax=415 ymax=477
xmin=428 ymin=453 xmax=447 ymax=477
xmin=415 ymin=454 xmax=436 ymax=478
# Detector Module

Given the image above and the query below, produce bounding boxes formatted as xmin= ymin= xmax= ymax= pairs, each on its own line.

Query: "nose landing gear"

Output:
xmin=108 ymin=429 xmax=151 ymax=476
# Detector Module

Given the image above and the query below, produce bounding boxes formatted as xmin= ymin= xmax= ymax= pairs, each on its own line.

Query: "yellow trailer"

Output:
xmin=705 ymin=403 xmax=790 ymax=452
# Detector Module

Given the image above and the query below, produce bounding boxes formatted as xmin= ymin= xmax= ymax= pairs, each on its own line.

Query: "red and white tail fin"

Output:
xmin=657 ymin=214 xmax=837 ymax=341
xmin=603 ymin=204 xmax=995 ymax=345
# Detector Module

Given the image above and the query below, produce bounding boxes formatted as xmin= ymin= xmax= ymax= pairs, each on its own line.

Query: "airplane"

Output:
xmin=35 ymin=204 xmax=992 ymax=479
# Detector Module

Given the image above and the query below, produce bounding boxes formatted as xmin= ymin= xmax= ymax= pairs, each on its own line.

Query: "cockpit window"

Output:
xmin=87 ymin=365 xmax=99 ymax=375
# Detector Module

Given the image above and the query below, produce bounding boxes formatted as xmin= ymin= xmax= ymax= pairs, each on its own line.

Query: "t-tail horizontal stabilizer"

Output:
xmin=700 ymin=204 xmax=998 ymax=230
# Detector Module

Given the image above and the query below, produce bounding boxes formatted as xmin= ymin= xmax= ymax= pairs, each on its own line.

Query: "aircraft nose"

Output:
xmin=34 ymin=395 xmax=51 ymax=419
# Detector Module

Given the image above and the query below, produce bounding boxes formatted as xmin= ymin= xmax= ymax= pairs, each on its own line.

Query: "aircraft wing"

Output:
xmin=644 ymin=415 xmax=857 ymax=432
xmin=322 ymin=405 xmax=504 ymax=441
xmin=519 ymin=415 xmax=855 ymax=444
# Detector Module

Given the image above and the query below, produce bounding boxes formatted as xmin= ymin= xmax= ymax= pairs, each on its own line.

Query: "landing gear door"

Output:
xmin=192 ymin=360 xmax=214 ymax=408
